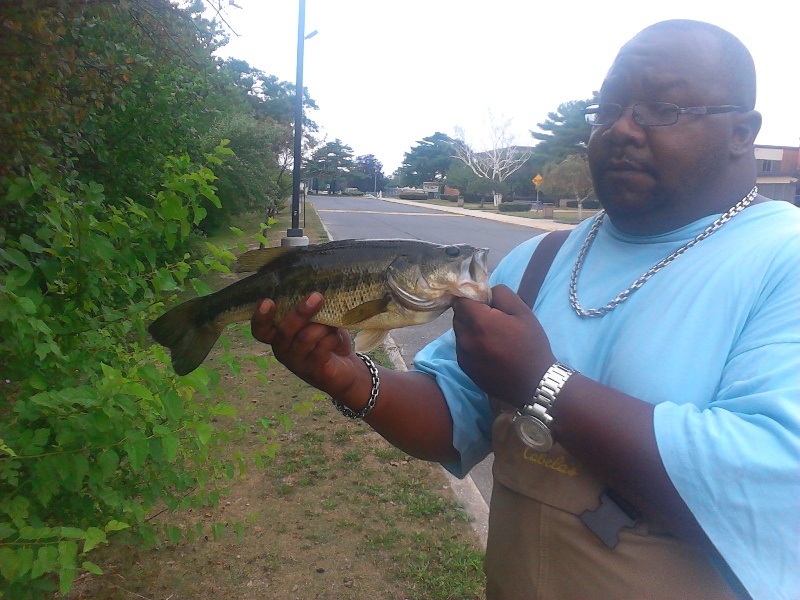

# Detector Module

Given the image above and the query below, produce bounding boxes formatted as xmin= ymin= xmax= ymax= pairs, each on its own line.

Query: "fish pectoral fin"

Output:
xmin=340 ymin=295 xmax=392 ymax=326
xmin=233 ymin=247 xmax=292 ymax=272
xmin=354 ymin=329 xmax=389 ymax=352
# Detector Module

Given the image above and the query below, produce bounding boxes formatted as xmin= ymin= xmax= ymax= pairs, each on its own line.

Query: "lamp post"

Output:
xmin=282 ymin=0 xmax=315 ymax=247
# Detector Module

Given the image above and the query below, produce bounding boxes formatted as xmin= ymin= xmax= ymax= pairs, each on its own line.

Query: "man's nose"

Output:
xmin=604 ymin=106 xmax=646 ymax=142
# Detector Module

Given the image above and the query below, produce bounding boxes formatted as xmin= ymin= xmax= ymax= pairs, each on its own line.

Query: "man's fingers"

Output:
xmin=453 ymin=285 xmax=529 ymax=323
xmin=251 ymin=292 xmax=325 ymax=346
xmin=282 ymin=292 xmax=324 ymax=328
xmin=489 ymin=284 xmax=533 ymax=316
xmin=251 ymin=298 xmax=277 ymax=343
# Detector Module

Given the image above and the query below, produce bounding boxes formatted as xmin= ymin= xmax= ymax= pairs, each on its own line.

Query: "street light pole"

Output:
xmin=282 ymin=0 xmax=310 ymax=247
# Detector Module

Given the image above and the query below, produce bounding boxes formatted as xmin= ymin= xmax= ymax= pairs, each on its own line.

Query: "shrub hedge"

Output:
xmin=565 ymin=200 xmax=601 ymax=209
xmin=498 ymin=202 xmax=533 ymax=212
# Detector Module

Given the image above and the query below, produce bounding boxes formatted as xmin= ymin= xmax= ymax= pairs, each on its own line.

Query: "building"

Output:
xmin=755 ymin=145 xmax=799 ymax=205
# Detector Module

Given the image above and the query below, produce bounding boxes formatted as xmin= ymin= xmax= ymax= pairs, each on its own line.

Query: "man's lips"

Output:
xmin=599 ymin=160 xmax=654 ymax=182
xmin=605 ymin=159 xmax=650 ymax=173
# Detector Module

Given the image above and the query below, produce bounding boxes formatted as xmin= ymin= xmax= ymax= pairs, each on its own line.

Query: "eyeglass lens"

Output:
xmin=586 ymin=103 xmax=679 ymax=126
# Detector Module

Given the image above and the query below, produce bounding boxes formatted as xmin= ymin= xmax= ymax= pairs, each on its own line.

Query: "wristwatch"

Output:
xmin=513 ymin=361 xmax=576 ymax=452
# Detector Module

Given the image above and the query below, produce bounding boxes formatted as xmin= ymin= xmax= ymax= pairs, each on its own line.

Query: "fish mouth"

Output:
xmin=389 ymin=248 xmax=492 ymax=311
xmin=454 ymin=248 xmax=492 ymax=304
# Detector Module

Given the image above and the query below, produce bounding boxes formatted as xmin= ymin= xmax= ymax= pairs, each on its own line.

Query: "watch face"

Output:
xmin=513 ymin=414 xmax=553 ymax=452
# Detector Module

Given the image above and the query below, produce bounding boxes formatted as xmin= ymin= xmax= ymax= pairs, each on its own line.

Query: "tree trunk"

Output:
xmin=493 ymin=191 xmax=504 ymax=207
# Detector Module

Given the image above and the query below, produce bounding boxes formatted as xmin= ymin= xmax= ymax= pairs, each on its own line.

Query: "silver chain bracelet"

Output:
xmin=330 ymin=352 xmax=380 ymax=419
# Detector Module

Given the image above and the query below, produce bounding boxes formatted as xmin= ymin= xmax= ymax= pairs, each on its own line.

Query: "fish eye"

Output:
xmin=445 ymin=246 xmax=460 ymax=257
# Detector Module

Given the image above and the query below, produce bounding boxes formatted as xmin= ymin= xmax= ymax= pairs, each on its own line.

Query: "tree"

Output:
xmin=351 ymin=154 xmax=385 ymax=194
xmin=215 ymin=58 xmax=321 ymax=215
xmin=200 ymin=114 xmax=288 ymax=231
xmin=0 ymin=2 xmax=321 ymax=593
xmin=504 ymin=158 xmax=541 ymax=199
xmin=537 ymin=154 xmax=595 ymax=220
xmin=217 ymin=58 xmax=318 ymax=132
xmin=530 ymin=97 xmax=596 ymax=170
xmin=452 ymin=116 xmax=533 ymax=206
xmin=468 ymin=177 xmax=508 ymax=208
xmin=396 ymin=132 xmax=458 ymax=187
xmin=445 ymin=163 xmax=479 ymax=198
xmin=305 ymin=139 xmax=356 ymax=193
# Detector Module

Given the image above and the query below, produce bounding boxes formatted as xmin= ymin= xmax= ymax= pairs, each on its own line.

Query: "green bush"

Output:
xmin=0 ymin=145 xmax=257 ymax=598
xmin=398 ymin=192 xmax=428 ymax=200
xmin=441 ymin=194 xmax=459 ymax=202
xmin=565 ymin=200 xmax=601 ymax=209
xmin=498 ymin=202 xmax=532 ymax=212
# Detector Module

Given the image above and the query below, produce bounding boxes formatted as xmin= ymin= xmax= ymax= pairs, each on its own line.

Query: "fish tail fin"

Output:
xmin=148 ymin=297 xmax=225 ymax=375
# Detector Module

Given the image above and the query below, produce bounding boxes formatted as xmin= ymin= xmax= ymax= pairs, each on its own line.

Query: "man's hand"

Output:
xmin=452 ymin=284 xmax=556 ymax=407
xmin=250 ymin=292 xmax=364 ymax=400
xmin=251 ymin=292 xmax=460 ymax=463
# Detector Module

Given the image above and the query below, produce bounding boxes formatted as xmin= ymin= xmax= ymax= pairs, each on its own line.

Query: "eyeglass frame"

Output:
xmin=583 ymin=102 xmax=746 ymax=127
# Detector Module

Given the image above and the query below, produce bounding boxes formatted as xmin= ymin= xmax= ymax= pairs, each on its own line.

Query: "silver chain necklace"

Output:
xmin=569 ymin=186 xmax=758 ymax=318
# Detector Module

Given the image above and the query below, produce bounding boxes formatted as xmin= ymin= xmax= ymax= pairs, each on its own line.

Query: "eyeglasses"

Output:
xmin=583 ymin=102 xmax=745 ymax=127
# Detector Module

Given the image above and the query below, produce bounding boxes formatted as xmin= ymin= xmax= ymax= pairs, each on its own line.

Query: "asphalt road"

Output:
xmin=306 ymin=193 xmax=559 ymax=513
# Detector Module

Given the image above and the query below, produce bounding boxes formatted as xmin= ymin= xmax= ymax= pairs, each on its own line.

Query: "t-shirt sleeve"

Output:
xmin=653 ymin=251 xmax=800 ymax=600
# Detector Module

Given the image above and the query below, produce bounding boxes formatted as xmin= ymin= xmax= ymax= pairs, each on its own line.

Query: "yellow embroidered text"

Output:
xmin=522 ymin=448 xmax=579 ymax=476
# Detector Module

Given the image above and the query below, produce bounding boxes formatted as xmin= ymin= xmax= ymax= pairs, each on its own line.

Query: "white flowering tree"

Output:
xmin=452 ymin=116 xmax=533 ymax=206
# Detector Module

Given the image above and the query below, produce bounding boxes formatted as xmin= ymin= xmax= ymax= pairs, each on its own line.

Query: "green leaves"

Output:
xmin=0 ymin=1 xmax=301 ymax=595
xmin=0 ymin=156 xmax=240 ymax=596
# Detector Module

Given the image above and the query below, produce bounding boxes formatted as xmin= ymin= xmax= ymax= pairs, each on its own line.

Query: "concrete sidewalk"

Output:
xmin=382 ymin=196 xmax=578 ymax=232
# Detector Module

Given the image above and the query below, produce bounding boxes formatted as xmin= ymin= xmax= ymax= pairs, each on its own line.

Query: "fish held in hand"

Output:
xmin=148 ymin=239 xmax=491 ymax=375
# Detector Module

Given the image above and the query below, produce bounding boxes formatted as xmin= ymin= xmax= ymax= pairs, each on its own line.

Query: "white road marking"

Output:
xmin=316 ymin=209 xmax=463 ymax=217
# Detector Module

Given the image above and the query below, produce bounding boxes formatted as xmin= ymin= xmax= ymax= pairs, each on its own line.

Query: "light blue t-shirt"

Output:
xmin=414 ymin=200 xmax=800 ymax=600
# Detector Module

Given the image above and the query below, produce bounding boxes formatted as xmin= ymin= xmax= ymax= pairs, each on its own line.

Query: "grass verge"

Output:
xmin=66 ymin=206 xmax=485 ymax=599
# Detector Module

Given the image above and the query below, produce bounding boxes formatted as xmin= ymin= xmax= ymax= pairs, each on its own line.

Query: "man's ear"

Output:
xmin=730 ymin=110 xmax=762 ymax=157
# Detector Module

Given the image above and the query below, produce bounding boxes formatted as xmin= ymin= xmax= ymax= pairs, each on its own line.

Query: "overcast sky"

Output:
xmin=208 ymin=0 xmax=800 ymax=174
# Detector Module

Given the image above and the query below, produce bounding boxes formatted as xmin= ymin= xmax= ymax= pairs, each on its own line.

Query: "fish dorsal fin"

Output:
xmin=340 ymin=294 xmax=392 ymax=326
xmin=354 ymin=329 xmax=389 ymax=352
xmin=233 ymin=247 xmax=292 ymax=273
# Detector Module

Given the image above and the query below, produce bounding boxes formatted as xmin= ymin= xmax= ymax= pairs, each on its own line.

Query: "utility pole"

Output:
xmin=282 ymin=0 xmax=313 ymax=247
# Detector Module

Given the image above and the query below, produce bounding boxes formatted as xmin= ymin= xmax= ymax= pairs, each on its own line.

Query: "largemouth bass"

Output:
xmin=148 ymin=239 xmax=491 ymax=375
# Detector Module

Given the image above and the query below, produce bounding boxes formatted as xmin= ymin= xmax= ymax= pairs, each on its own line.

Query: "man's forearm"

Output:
xmin=336 ymin=365 xmax=460 ymax=464
xmin=551 ymin=374 xmax=707 ymax=542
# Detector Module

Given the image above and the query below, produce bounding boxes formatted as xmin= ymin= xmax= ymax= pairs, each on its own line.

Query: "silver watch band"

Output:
xmin=514 ymin=361 xmax=576 ymax=452
xmin=533 ymin=361 xmax=576 ymax=412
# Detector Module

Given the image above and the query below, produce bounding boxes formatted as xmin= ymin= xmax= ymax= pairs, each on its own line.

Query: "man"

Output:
xmin=251 ymin=20 xmax=799 ymax=599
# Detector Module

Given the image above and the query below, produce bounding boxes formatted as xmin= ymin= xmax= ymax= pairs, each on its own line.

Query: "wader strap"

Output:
xmin=517 ymin=229 xmax=570 ymax=308
xmin=513 ymin=227 xmax=642 ymax=548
